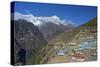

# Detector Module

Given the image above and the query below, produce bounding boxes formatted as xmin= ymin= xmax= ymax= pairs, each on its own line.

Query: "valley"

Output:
xmin=13 ymin=16 xmax=97 ymax=65
xmin=46 ymin=17 xmax=97 ymax=64
xmin=11 ymin=2 xmax=97 ymax=66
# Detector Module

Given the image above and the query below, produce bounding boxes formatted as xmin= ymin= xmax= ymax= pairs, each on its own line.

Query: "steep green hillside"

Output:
xmin=80 ymin=17 xmax=97 ymax=31
xmin=49 ymin=17 xmax=97 ymax=43
xmin=82 ymin=17 xmax=97 ymax=27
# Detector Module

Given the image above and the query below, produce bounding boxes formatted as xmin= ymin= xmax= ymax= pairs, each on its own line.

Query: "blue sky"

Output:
xmin=12 ymin=1 xmax=97 ymax=26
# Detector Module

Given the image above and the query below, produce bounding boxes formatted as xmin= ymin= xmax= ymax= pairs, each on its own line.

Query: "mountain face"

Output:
xmin=38 ymin=22 xmax=74 ymax=41
xmin=12 ymin=19 xmax=47 ymax=65
xmin=14 ymin=12 xmax=74 ymax=41
xmin=49 ymin=17 xmax=97 ymax=43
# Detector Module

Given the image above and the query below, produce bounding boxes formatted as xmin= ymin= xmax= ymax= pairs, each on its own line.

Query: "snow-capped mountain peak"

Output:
xmin=14 ymin=12 xmax=73 ymax=26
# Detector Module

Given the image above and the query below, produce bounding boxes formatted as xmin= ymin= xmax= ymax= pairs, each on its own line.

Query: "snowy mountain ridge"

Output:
xmin=14 ymin=12 xmax=73 ymax=26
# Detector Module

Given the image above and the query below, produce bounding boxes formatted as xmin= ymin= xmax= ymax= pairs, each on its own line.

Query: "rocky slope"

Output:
xmin=38 ymin=22 xmax=74 ymax=41
xmin=12 ymin=19 xmax=47 ymax=65
xmin=14 ymin=12 xmax=74 ymax=41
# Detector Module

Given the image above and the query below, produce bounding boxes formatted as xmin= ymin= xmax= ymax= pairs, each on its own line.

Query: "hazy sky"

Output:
xmin=12 ymin=1 xmax=97 ymax=26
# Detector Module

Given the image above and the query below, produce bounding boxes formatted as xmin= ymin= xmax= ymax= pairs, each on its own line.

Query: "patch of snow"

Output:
xmin=14 ymin=12 xmax=74 ymax=26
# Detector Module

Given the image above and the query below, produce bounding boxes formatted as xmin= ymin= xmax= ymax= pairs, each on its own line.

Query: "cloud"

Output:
xmin=14 ymin=12 xmax=74 ymax=26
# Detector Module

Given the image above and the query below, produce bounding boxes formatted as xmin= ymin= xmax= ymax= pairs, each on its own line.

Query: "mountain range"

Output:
xmin=14 ymin=12 xmax=74 ymax=40
xmin=12 ymin=12 xmax=97 ymax=65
